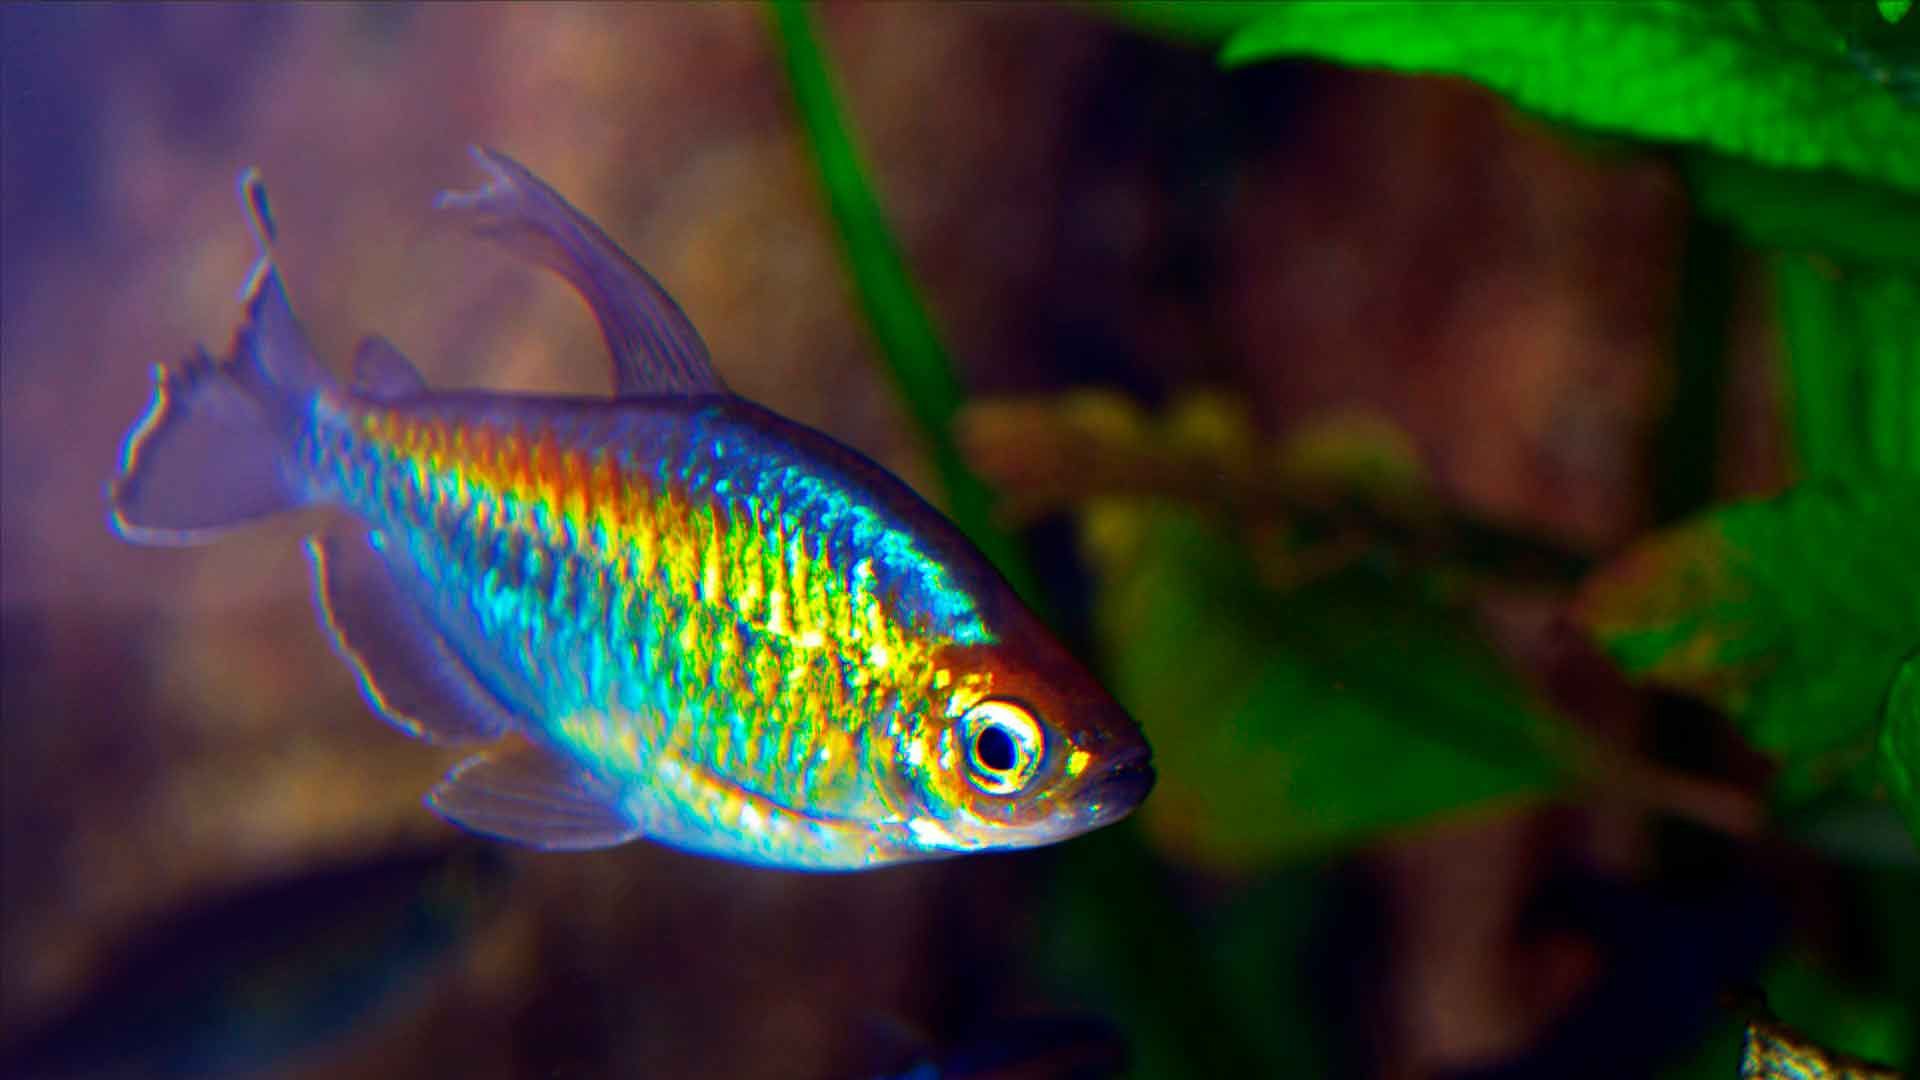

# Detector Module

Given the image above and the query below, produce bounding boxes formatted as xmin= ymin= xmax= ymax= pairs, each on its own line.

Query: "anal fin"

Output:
xmin=429 ymin=740 xmax=641 ymax=851
xmin=307 ymin=524 xmax=517 ymax=744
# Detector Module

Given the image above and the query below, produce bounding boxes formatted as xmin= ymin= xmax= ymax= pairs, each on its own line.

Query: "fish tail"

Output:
xmin=111 ymin=167 xmax=333 ymax=545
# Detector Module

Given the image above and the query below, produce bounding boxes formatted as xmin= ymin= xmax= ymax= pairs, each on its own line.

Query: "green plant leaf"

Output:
xmin=1222 ymin=1 xmax=1920 ymax=195
xmin=1577 ymin=483 xmax=1920 ymax=793
xmin=766 ymin=0 xmax=1039 ymax=604
xmin=1091 ymin=507 xmax=1573 ymax=866
xmin=1758 ymin=951 xmax=1917 ymax=1072
xmin=1773 ymin=256 xmax=1920 ymax=478
xmin=1684 ymin=152 xmax=1920 ymax=272
xmin=1882 ymin=653 xmax=1920 ymax=849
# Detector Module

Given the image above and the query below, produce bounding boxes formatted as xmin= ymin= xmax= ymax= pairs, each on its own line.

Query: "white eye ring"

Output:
xmin=961 ymin=698 xmax=1044 ymax=796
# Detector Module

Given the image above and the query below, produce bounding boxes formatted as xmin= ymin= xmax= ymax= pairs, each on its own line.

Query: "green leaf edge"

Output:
xmin=1879 ymin=651 xmax=1920 ymax=852
xmin=1219 ymin=3 xmax=1920 ymax=196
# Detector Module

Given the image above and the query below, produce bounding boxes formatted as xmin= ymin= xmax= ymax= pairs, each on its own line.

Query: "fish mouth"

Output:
xmin=1081 ymin=751 xmax=1155 ymax=828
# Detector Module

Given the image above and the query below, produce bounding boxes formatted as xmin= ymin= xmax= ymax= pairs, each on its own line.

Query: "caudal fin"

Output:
xmin=110 ymin=167 xmax=331 ymax=546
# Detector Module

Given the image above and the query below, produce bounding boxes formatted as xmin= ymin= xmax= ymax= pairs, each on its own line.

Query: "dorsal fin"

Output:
xmin=433 ymin=146 xmax=725 ymax=399
xmin=351 ymin=335 xmax=428 ymax=400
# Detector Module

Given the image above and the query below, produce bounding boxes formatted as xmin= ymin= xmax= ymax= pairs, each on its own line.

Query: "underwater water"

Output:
xmin=5 ymin=3 xmax=1916 ymax=1079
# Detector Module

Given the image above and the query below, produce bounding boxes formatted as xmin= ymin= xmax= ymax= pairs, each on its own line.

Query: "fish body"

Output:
xmin=110 ymin=149 xmax=1151 ymax=869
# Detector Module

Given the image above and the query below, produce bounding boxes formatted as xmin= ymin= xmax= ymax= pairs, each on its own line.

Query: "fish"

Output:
xmin=108 ymin=148 xmax=1153 ymax=870
xmin=2 ymin=843 xmax=511 ymax=1079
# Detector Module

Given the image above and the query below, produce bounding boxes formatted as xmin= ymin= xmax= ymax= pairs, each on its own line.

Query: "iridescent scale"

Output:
xmin=108 ymin=148 xmax=1150 ymax=869
xmin=302 ymin=393 xmax=996 ymax=863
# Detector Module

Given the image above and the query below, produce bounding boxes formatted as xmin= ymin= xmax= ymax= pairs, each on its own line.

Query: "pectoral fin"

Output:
xmin=429 ymin=741 xmax=642 ymax=850
xmin=434 ymin=146 xmax=725 ymax=399
xmin=307 ymin=524 xmax=517 ymax=744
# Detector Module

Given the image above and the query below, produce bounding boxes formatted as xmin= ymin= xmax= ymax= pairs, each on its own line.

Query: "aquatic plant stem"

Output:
xmin=1654 ymin=211 xmax=1738 ymax=524
xmin=767 ymin=0 xmax=1043 ymax=608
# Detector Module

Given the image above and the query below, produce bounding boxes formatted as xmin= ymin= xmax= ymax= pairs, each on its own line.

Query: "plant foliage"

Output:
xmin=1576 ymin=485 xmax=1920 ymax=804
xmin=1145 ymin=0 xmax=1920 ymax=847
xmin=1884 ymin=654 xmax=1920 ymax=846
xmin=1091 ymin=507 xmax=1571 ymax=866
xmin=777 ymin=0 xmax=1920 ymax=1072
xmin=1219 ymin=1 xmax=1920 ymax=194
xmin=1774 ymin=254 xmax=1920 ymax=476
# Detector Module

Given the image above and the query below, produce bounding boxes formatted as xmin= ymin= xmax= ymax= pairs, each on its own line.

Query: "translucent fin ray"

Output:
xmin=434 ymin=146 xmax=725 ymax=398
xmin=429 ymin=741 xmax=642 ymax=850
xmin=109 ymin=167 xmax=326 ymax=545
xmin=307 ymin=524 xmax=517 ymax=745
xmin=234 ymin=166 xmax=327 ymax=393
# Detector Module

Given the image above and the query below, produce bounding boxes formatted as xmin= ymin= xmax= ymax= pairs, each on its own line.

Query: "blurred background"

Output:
xmin=2 ymin=4 xmax=1913 ymax=1078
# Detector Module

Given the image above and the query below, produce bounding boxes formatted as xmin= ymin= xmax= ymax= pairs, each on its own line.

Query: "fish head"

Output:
xmin=889 ymin=609 xmax=1153 ymax=856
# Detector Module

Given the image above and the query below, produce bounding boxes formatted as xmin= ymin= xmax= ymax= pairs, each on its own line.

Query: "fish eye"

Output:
xmin=961 ymin=698 xmax=1044 ymax=796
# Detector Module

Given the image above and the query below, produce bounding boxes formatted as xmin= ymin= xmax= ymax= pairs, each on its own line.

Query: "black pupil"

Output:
xmin=974 ymin=724 xmax=1018 ymax=773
